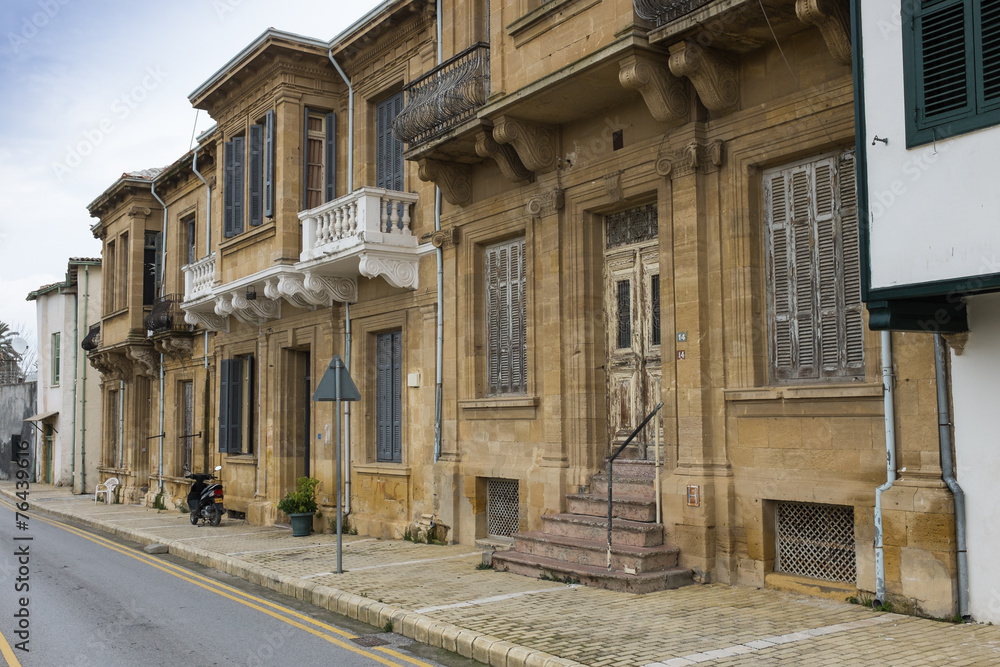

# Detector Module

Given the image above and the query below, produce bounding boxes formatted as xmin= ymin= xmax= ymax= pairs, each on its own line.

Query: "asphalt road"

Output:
xmin=0 ymin=495 xmax=476 ymax=667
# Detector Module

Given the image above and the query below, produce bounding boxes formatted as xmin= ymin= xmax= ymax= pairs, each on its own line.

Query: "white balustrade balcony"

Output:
xmin=300 ymin=187 xmax=421 ymax=263
xmin=183 ymin=253 xmax=216 ymax=302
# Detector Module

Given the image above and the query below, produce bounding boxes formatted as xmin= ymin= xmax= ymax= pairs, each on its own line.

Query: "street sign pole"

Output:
xmin=334 ymin=363 xmax=343 ymax=574
xmin=312 ymin=354 xmax=359 ymax=576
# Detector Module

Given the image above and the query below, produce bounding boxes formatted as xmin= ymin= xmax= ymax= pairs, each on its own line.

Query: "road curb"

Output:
xmin=5 ymin=490 xmax=585 ymax=667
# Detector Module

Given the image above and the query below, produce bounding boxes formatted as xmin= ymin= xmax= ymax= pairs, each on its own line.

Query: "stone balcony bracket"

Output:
xmin=619 ymin=53 xmax=689 ymax=126
xmin=795 ymin=0 xmax=852 ymax=66
xmin=417 ymin=158 xmax=472 ymax=207
xmin=667 ymin=41 xmax=739 ymax=116
xmin=492 ymin=116 xmax=557 ymax=173
xmin=475 ymin=129 xmax=534 ymax=184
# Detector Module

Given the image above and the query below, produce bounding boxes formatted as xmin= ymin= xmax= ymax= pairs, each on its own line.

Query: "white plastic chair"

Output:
xmin=94 ymin=477 xmax=119 ymax=504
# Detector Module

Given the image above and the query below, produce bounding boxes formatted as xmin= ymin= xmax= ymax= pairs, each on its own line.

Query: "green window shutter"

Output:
xmin=977 ymin=0 xmax=1000 ymax=108
xmin=264 ymin=109 xmax=275 ymax=218
xmin=248 ymin=124 xmax=263 ymax=226
xmin=916 ymin=0 xmax=974 ymax=126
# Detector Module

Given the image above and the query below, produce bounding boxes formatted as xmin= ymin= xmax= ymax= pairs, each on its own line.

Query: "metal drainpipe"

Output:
xmin=874 ymin=330 xmax=897 ymax=607
xmin=327 ymin=49 xmax=353 ymax=193
xmin=70 ymin=282 xmax=79 ymax=491
xmin=150 ymin=181 xmax=168 ymax=493
xmin=433 ymin=0 xmax=444 ymax=463
xmin=80 ymin=265 xmax=90 ymax=493
xmin=934 ymin=333 xmax=970 ymax=619
xmin=192 ymin=147 xmax=212 ymax=254
xmin=344 ymin=302 xmax=352 ymax=516
xmin=118 ymin=381 xmax=124 ymax=469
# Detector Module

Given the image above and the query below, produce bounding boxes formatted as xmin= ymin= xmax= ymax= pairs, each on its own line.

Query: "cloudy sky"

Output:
xmin=0 ymin=0 xmax=381 ymax=355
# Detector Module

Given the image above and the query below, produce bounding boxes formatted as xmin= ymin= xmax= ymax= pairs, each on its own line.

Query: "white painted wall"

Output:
xmin=951 ymin=293 xmax=1000 ymax=624
xmin=34 ymin=288 xmax=69 ymax=485
xmin=861 ymin=1 xmax=1000 ymax=291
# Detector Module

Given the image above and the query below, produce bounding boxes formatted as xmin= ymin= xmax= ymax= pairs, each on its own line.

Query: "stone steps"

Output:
xmin=511 ymin=530 xmax=680 ymax=572
xmin=566 ymin=492 xmax=656 ymax=522
xmin=492 ymin=550 xmax=693 ymax=595
xmin=540 ymin=513 xmax=664 ymax=547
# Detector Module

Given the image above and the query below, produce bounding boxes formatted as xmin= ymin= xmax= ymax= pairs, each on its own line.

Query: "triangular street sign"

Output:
xmin=313 ymin=354 xmax=361 ymax=401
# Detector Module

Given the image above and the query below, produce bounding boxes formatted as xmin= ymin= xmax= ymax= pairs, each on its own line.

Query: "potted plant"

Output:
xmin=277 ymin=476 xmax=320 ymax=537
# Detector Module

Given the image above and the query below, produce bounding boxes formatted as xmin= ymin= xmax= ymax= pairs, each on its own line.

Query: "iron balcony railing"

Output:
xmin=144 ymin=294 xmax=192 ymax=334
xmin=393 ymin=41 xmax=490 ymax=147
xmin=634 ymin=0 xmax=715 ymax=26
xmin=81 ymin=322 xmax=100 ymax=352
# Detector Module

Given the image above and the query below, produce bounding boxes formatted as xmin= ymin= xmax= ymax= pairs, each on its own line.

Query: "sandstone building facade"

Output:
xmin=84 ymin=0 xmax=965 ymax=618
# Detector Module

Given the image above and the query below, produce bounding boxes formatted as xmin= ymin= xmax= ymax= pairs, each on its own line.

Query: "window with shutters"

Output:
xmin=143 ymin=230 xmax=161 ymax=306
xmin=105 ymin=238 xmax=116 ymax=315
xmin=224 ymin=110 xmax=275 ymax=237
xmin=219 ymin=356 xmax=255 ymax=455
xmin=375 ymin=92 xmax=404 ymax=193
xmin=184 ymin=215 xmax=197 ymax=266
xmin=376 ymin=330 xmax=403 ymax=463
xmin=903 ymin=0 xmax=1000 ymax=146
xmin=485 ymin=237 xmax=528 ymax=395
xmin=303 ymin=109 xmax=336 ymax=209
xmin=116 ymin=232 xmax=129 ymax=312
xmin=51 ymin=332 xmax=60 ymax=386
xmin=764 ymin=152 xmax=864 ymax=382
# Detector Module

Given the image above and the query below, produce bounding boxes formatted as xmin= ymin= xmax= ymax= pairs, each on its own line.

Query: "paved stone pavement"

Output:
xmin=6 ymin=483 xmax=1000 ymax=667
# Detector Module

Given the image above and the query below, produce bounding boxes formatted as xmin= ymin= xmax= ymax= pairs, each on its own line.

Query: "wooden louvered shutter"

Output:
xmin=486 ymin=246 xmax=501 ymax=394
xmin=486 ymin=238 xmax=527 ymax=395
xmin=152 ymin=231 xmax=163 ymax=299
xmin=249 ymin=124 xmax=263 ymax=226
xmin=376 ymin=332 xmax=401 ymax=462
xmin=790 ymin=167 xmax=816 ymax=379
xmin=231 ymin=136 xmax=245 ymax=235
xmin=264 ymin=109 xmax=275 ymax=218
xmin=219 ymin=359 xmax=231 ymax=452
xmin=978 ymin=0 xmax=1000 ymax=109
xmin=302 ymin=106 xmax=310 ymax=208
xmin=915 ymin=0 xmax=975 ymax=128
xmin=391 ymin=331 xmax=402 ymax=462
xmin=224 ymin=140 xmax=235 ymax=238
xmin=325 ymin=112 xmax=336 ymax=203
xmin=767 ymin=171 xmax=794 ymax=378
xmin=815 ymin=158 xmax=840 ymax=376
xmin=375 ymin=93 xmax=403 ymax=192
xmin=839 ymin=152 xmax=865 ymax=373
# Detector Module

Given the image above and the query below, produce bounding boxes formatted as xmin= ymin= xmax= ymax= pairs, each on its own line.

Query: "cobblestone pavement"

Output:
xmin=7 ymin=484 xmax=1000 ymax=667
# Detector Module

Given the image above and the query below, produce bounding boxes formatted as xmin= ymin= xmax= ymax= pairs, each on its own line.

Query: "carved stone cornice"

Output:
xmin=184 ymin=310 xmax=228 ymax=332
xmin=655 ymin=140 xmax=725 ymax=179
xmin=492 ymin=116 xmax=556 ymax=173
xmin=224 ymin=292 xmax=281 ymax=326
xmin=128 ymin=206 xmax=152 ymax=220
xmin=127 ymin=346 xmax=159 ymax=379
xmin=417 ymin=158 xmax=472 ymax=206
xmin=668 ymin=42 xmax=738 ymax=116
xmin=605 ymin=172 xmax=625 ymax=202
xmin=153 ymin=336 xmax=193 ymax=360
xmin=476 ymin=130 xmax=534 ymax=184
xmin=359 ymin=254 xmax=420 ymax=290
xmin=525 ymin=189 xmax=565 ymax=217
xmin=795 ymin=0 xmax=852 ymax=66
xmin=263 ymin=273 xmax=358 ymax=308
xmin=619 ymin=54 xmax=688 ymax=126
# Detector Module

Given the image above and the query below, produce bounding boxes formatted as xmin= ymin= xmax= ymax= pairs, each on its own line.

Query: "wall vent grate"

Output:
xmin=487 ymin=478 xmax=520 ymax=538
xmin=775 ymin=501 xmax=856 ymax=583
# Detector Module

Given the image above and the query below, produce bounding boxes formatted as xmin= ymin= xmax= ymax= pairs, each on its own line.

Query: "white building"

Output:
xmin=854 ymin=0 xmax=1000 ymax=622
xmin=26 ymin=258 xmax=103 ymax=493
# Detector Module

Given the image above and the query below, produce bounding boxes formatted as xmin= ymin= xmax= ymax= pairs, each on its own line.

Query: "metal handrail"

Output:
xmin=606 ymin=401 xmax=663 ymax=570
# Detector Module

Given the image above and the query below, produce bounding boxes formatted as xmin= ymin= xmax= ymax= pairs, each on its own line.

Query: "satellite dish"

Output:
xmin=11 ymin=337 xmax=28 ymax=356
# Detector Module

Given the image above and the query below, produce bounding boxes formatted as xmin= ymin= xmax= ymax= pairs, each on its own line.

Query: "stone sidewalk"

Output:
xmin=6 ymin=483 xmax=1000 ymax=667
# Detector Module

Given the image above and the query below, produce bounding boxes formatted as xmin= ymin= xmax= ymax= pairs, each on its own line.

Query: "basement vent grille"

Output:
xmin=487 ymin=478 xmax=520 ymax=538
xmin=775 ymin=501 xmax=856 ymax=583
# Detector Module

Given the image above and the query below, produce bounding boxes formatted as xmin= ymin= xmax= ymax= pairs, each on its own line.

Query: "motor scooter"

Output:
xmin=186 ymin=465 xmax=224 ymax=526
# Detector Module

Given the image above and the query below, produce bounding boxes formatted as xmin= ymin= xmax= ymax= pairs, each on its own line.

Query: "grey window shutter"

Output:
xmin=839 ymin=152 xmax=865 ymax=371
xmin=486 ymin=238 xmax=527 ymax=395
xmin=153 ymin=231 xmax=163 ymax=299
xmin=815 ymin=158 xmax=840 ymax=376
xmin=224 ymin=140 xmax=235 ymax=238
xmin=325 ymin=112 xmax=337 ymax=202
xmin=264 ymin=109 xmax=275 ymax=218
xmin=375 ymin=93 xmax=404 ymax=191
xmin=376 ymin=333 xmax=394 ymax=462
xmin=766 ymin=171 xmax=794 ymax=378
xmin=249 ymin=124 xmax=263 ymax=226
xmin=228 ymin=358 xmax=243 ymax=454
xmin=219 ymin=359 xmax=231 ymax=452
xmin=486 ymin=246 xmax=501 ymax=395
xmin=243 ymin=356 xmax=253 ymax=455
xmin=391 ymin=92 xmax=403 ymax=191
xmin=392 ymin=331 xmax=402 ymax=462
xmin=790 ymin=168 xmax=817 ymax=378
xmin=232 ymin=136 xmax=245 ymax=235
xmin=302 ymin=106 xmax=310 ymax=208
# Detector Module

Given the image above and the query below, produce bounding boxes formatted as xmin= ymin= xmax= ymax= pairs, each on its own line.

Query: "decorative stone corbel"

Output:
xmin=619 ymin=53 xmax=688 ymax=126
xmin=476 ymin=129 xmax=534 ymax=184
xmin=605 ymin=172 xmax=625 ymax=202
xmin=796 ymin=0 xmax=852 ymax=66
xmin=358 ymin=254 xmax=420 ymax=290
xmin=668 ymin=41 xmax=739 ymax=116
xmin=655 ymin=140 xmax=725 ymax=179
xmin=525 ymin=189 xmax=565 ymax=217
xmin=417 ymin=158 xmax=472 ymax=206
xmin=943 ymin=332 xmax=970 ymax=356
xmin=492 ymin=116 xmax=556 ymax=173
xmin=430 ymin=228 xmax=459 ymax=248
xmin=127 ymin=346 xmax=159 ymax=378
xmin=154 ymin=336 xmax=194 ymax=360
xmin=302 ymin=273 xmax=358 ymax=304
xmin=88 ymin=349 xmax=134 ymax=382
xmin=229 ymin=291 xmax=281 ymax=325
xmin=183 ymin=309 xmax=228 ymax=332
xmin=128 ymin=206 xmax=152 ymax=219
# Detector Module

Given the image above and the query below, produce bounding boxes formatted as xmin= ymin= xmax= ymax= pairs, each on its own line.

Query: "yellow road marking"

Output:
xmin=0 ymin=626 xmax=22 ymax=667
xmin=0 ymin=499 xmax=437 ymax=667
